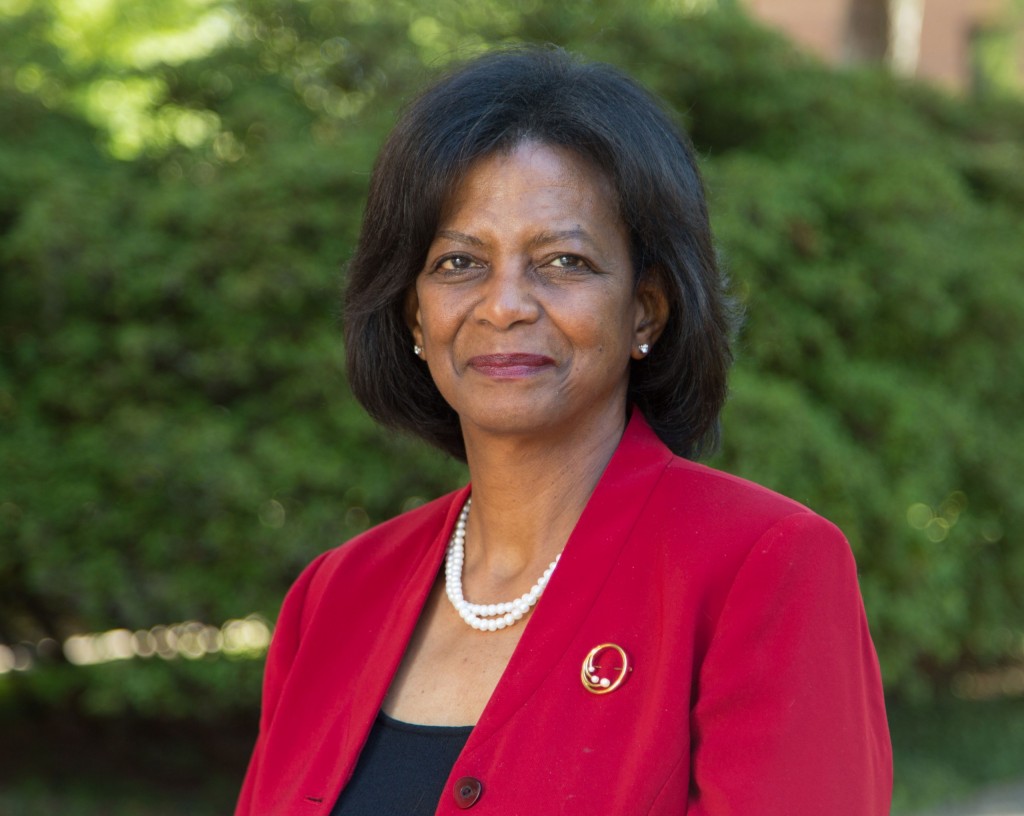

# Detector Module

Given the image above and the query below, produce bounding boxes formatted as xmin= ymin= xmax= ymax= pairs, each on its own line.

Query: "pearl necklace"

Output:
xmin=444 ymin=498 xmax=561 ymax=632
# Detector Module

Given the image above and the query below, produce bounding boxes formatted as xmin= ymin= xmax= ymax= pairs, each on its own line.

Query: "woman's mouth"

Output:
xmin=467 ymin=353 xmax=555 ymax=379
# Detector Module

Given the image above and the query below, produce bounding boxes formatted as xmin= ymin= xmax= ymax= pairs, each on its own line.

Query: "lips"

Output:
xmin=468 ymin=353 xmax=555 ymax=378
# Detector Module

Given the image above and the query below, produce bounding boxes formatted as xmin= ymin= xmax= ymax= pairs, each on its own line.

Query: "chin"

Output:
xmin=458 ymin=394 xmax=621 ymax=444
xmin=456 ymin=397 xmax=559 ymax=436
xmin=461 ymin=409 xmax=549 ymax=438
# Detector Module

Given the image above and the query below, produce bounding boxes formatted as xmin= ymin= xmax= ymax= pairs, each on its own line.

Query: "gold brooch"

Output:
xmin=581 ymin=643 xmax=631 ymax=695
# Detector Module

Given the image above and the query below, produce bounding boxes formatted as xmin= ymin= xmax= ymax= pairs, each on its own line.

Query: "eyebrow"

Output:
xmin=434 ymin=228 xmax=598 ymax=249
xmin=528 ymin=228 xmax=596 ymax=250
xmin=434 ymin=230 xmax=484 ymax=247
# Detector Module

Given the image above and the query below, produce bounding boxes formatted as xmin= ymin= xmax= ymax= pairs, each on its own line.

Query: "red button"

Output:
xmin=453 ymin=776 xmax=483 ymax=808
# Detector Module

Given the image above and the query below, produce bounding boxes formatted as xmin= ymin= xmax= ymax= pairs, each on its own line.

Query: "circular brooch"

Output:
xmin=580 ymin=643 xmax=631 ymax=695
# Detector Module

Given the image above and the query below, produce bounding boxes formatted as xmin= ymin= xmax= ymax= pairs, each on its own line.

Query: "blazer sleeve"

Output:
xmin=685 ymin=512 xmax=892 ymax=815
xmin=235 ymin=551 xmax=331 ymax=816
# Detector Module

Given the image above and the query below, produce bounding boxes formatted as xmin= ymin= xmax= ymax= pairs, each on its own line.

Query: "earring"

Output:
xmin=638 ymin=343 xmax=650 ymax=356
xmin=413 ymin=344 xmax=423 ymax=357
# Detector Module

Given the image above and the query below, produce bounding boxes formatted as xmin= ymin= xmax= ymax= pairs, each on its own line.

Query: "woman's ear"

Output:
xmin=404 ymin=286 xmax=424 ymax=351
xmin=631 ymin=273 xmax=669 ymax=359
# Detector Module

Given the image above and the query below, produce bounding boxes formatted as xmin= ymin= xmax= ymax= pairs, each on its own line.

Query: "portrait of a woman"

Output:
xmin=235 ymin=45 xmax=892 ymax=815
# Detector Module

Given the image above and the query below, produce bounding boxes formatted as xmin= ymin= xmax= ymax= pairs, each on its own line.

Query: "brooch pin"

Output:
xmin=581 ymin=643 xmax=631 ymax=695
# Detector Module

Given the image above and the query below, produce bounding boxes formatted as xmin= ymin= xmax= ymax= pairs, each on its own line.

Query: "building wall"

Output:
xmin=916 ymin=0 xmax=1004 ymax=87
xmin=743 ymin=0 xmax=1022 ymax=91
xmin=745 ymin=0 xmax=850 ymax=60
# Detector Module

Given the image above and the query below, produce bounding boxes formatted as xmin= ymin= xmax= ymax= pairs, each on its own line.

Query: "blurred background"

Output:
xmin=1 ymin=0 xmax=1022 ymax=813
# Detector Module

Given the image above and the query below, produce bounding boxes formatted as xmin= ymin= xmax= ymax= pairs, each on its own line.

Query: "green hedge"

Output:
xmin=1 ymin=0 xmax=1022 ymax=714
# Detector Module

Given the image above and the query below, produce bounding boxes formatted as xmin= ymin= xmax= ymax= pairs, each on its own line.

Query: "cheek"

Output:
xmin=419 ymin=299 xmax=474 ymax=359
xmin=432 ymin=307 xmax=463 ymax=343
xmin=566 ymin=318 xmax=630 ymax=363
xmin=416 ymin=297 xmax=451 ymax=338
xmin=583 ymin=298 xmax=636 ymax=348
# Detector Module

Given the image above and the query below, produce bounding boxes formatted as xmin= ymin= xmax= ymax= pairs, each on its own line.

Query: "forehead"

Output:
xmin=438 ymin=141 xmax=623 ymax=229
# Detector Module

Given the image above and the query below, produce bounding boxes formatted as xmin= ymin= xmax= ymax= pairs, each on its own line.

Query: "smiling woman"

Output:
xmin=236 ymin=46 xmax=892 ymax=816
xmin=408 ymin=141 xmax=665 ymax=444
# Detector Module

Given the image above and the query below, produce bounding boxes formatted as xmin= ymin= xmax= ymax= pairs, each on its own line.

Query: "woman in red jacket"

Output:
xmin=237 ymin=46 xmax=892 ymax=815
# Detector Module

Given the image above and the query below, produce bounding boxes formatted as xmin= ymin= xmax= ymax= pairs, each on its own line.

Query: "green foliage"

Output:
xmin=889 ymin=694 xmax=1024 ymax=812
xmin=654 ymin=18 xmax=1024 ymax=692
xmin=1 ymin=0 xmax=1022 ymax=720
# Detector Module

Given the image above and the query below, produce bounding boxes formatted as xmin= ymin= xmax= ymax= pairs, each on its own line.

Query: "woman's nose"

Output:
xmin=473 ymin=263 xmax=541 ymax=329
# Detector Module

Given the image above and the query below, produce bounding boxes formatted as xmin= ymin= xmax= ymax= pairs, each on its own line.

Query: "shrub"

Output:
xmin=1 ymin=0 xmax=1021 ymax=713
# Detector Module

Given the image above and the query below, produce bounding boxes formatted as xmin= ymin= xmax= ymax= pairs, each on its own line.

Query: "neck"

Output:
xmin=458 ymin=403 xmax=628 ymax=579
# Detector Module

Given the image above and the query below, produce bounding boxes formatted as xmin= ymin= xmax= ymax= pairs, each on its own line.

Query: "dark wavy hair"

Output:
xmin=344 ymin=45 xmax=736 ymax=461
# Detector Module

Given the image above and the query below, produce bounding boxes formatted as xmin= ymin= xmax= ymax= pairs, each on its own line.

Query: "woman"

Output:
xmin=237 ymin=47 xmax=892 ymax=815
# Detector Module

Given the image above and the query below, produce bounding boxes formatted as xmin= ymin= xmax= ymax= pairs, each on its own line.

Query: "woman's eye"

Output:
xmin=436 ymin=254 xmax=477 ymax=272
xmin=549 ymin=254 xmax=591 ymax=272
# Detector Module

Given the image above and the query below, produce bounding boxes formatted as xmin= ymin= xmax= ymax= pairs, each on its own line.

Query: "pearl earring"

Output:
xmin=413 ymin=344 xmax=423 ymax=357
xmin=638 ymin=343 xmax=650 ymax=356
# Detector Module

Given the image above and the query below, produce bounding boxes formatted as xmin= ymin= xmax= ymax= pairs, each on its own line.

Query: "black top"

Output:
xmin=330 ymin=711 xmax=474 ymax=815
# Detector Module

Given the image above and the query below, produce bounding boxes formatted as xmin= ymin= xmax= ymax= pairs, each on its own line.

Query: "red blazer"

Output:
xmin=237 ymin=412 xmax=892 ymax=815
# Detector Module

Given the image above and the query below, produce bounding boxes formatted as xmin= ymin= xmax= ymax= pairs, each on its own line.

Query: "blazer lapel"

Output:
xmin=284 ymin=485 xmax=470 ymax=807
xmin=464 ymin=411 xmax=674 ymax=749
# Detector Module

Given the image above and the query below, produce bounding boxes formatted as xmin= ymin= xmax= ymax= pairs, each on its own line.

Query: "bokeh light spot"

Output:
xmin=906 ymin=502 xmax=932 ymax=529
xmin=259 ymin=499 xmax=286 ymax=528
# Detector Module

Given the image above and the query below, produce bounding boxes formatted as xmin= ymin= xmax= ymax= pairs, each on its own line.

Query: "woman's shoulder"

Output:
xmin=625 ymin=410 xmax=829 ymax=535
xmin=648 ymin=454 xmax=851 ymax=577
xmin=632 ymin=454 xmax=861 ymax=655
xmin=664 ymin=455 xmax=815 ymax=518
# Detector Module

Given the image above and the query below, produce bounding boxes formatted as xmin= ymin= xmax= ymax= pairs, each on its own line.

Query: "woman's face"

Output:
xmin=407 ymin=141 xmax=665 ymax=443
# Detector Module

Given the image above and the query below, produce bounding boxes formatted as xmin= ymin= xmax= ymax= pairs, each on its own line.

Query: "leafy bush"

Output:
xmin=1 ymin=0 xmax=1022 ymax=716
